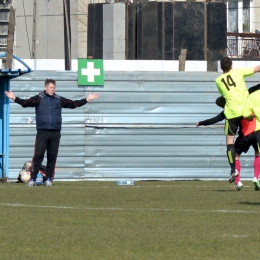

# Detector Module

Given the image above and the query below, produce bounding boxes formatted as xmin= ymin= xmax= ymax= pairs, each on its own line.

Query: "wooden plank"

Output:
xmin=227 ymin=32 xmax=260 ymax=38
xmin=179 ymin=49 xmax=187 ymax=71
xmin=6 ymin=5 xmax=15 ymax=69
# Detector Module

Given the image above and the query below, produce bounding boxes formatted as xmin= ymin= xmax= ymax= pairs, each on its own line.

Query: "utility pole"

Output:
xmin=63 ymin=0 xmax=71 ymax=70
xmin=32 ymin=0 xmax=37 ymax=59
xmin=5 ymin=5 xmax=15 ymax=69
xmin=204 ymin=0 xmax=208 ymax=61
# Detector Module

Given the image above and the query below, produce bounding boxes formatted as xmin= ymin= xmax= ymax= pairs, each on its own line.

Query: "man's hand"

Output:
xmin=4 ymin=90 xmax=15 ymax=100
xmin=87 ymin=92 xmax=99 ymax=102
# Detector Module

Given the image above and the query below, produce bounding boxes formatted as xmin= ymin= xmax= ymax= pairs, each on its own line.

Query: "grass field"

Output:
xmin=0 ymin=180 xmax=260 ymax=260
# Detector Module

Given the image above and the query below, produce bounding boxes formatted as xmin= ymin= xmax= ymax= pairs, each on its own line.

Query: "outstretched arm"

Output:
xmin=61 ymin=92 xmax=100 ymax=108
xmin=196 ymin=111 xmax=225 ymax=127
xmin=254 ymin=66 xmax=260 ymax=73
xmin=87 ymin=92 xmax=100 ymax=102
xmin=248 ymin=82 xmax=260 ymax=94
xmin=4 ymin=90 xmax=16 ymax=101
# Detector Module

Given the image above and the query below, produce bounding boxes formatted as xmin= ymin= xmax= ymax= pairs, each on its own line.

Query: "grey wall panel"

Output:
xmin=15 ymin=0 xmax=80 ymax=60
xmin=103 ymin=3 xmax=125 ymax=60
xmin=8 ymin=71 xmax=259 ymax=181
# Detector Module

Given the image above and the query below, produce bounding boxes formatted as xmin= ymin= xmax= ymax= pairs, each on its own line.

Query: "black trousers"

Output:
xmin=31 ymin=130 xmax=61 ymax=181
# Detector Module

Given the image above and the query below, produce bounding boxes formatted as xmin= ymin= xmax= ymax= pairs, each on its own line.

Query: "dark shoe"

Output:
xmin=229 ymin=169 xmax=239 ymax=183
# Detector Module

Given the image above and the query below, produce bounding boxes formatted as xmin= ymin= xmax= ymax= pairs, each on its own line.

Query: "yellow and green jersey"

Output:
xmin=215 ymin=68 xmax=254 ymax=119
xmin=243 ymin=90 xmax=260 ymax=131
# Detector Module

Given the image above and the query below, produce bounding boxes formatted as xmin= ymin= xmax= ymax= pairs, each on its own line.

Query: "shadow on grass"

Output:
xmin=240 ymin=201 xmax=260 ymax=206
xmin=212 ymin=190 xmax=234 ymax=192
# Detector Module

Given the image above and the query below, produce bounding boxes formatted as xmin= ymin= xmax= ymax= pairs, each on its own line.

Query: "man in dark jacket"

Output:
xmin=5 ymin=78 xmax=99 ymax=187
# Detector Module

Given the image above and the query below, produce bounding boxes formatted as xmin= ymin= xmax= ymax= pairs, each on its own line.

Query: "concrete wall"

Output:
xmin=14 ymin=0 xmax=82 ymax=59
xmin=103 ymin=4 xmax=125 ymax=60
xmin=12 ymin=0 xmax=260 ymax=61
xmin=12 ymin=59 xmax=260 ymax=73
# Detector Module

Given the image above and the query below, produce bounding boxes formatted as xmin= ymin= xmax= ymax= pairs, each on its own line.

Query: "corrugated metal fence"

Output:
xmin=8 ymin=71 xmax=259 ymax=181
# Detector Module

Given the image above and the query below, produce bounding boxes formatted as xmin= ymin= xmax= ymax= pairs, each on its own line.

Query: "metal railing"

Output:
xmin=227 ymin=32 xmax=260 ymax=59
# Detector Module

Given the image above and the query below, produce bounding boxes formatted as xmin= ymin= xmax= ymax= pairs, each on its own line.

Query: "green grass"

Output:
xmin=0 ymin=180 xmax=260 ymax=260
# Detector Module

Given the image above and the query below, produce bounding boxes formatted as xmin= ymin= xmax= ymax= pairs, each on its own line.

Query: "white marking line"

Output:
xmin=90 ymin=185 xmax=252 ymax=189
xmin=1 ymin=203 xmax=260 ymax=214
xmin=6 ymin=185 xmax=253 ymax=189
xmin=222 ymin=234 xmax=248 ymax=238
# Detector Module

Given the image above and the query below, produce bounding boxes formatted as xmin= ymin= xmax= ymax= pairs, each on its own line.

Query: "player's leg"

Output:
xmin=251 ymin=135 xmax=260 ymax=190
xmin=226 ymin=135 xmax=237 ymax=181
xmin=234 ymin=135 xmax=252 ymax=191
xmin=233 ymin=153 xmax=243 ymax=191
xmin=234 ymin=154 xmax=243 ymax=191
xmin=225 ymin=117 xmax=242 ymax=183
xmin=253 ymin=154 xmax=260 ymax=190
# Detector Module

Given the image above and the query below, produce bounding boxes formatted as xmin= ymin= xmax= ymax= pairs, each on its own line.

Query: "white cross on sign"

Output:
xmin=81 ymin=62 xmax=101 ymax=82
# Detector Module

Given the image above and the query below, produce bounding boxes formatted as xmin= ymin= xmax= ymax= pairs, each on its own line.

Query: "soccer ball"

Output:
xmin=20 ymin=171 xmax=31 ymax=184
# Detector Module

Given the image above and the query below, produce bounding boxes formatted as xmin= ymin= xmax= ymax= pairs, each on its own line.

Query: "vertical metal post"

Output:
xmin=2 ymin=80 xmax=8 ymax=180
xmin=63 ymin=0 xmax=71 ymax=70
xmin=125 ymin=2 xmax=128 ymax=59
xmin=204 ymin=0 xmax=207 ymax=61
xmin=32 ymin=0 xmax=36 ymax=59
xmin=162 ymin=2 xmax=165 ymax=60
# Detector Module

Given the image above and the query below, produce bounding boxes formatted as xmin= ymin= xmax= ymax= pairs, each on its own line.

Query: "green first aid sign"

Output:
xmin=78 ymin=59 xmax=104 ymax=86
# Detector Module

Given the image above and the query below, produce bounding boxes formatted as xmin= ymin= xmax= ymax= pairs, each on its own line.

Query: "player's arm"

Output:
xmin=196 ymin=111 xmax=225 ymax=127
xmin=248 ymin=84 xmax=260 ymax=94
xmin=254 ymin=65 xmax=260 ymax=73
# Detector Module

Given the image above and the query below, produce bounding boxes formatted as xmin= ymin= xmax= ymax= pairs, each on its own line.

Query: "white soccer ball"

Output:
xmin=20 ymin=171 xmax=31 ymax=184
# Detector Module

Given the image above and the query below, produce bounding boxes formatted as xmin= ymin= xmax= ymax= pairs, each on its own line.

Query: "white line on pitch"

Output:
xmin=0 ymin=203 xmax=260 ymax=214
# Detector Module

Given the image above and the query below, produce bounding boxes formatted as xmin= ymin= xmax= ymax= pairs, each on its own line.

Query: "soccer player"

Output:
xmin=215 ymin=57 xmax=260 ymax=183
xmin=243 ymin=83 xmax=260 ymax=189
xmin=197 ymin=91 xmax=260 ymax=191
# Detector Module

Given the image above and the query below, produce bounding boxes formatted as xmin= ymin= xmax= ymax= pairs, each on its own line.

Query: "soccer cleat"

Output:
xmin=229 ymin=169 xmax=239 ymax=183
xmin=27 ymin=180 xmax=36 ymax=187
xmin=235 ymin=181 xmax=243 ymax=191
xmin=45 ymin=179 xmax=52 ymax=187
xmin=253 ymin=177 xmax=260 ymax=191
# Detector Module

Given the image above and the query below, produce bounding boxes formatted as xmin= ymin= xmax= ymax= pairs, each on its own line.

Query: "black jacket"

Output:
xmin=15 ymin=91 xmax=87 ymax=130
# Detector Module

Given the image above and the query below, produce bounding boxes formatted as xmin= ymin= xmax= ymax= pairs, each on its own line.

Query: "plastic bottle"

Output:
xmin=115 ymin=180 xmax=134 ymax=186
xmin=36 ymin=173 xmax=43 ymax=184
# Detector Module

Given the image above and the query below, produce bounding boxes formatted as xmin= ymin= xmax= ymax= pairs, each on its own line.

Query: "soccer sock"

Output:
xmin=235 ymin=160 xmax=241 ymax=184
xmin=226 ymin=144 xmax=236 ymax=173
xmin=254 ymin=156 xmax=260 ymax=179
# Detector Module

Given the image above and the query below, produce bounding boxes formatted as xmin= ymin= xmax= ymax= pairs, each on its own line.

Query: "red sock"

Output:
xmin=235 ymin=160 xmax=241 ymax=184
xmin=254 ymin=156 xmax=260 ymax=179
